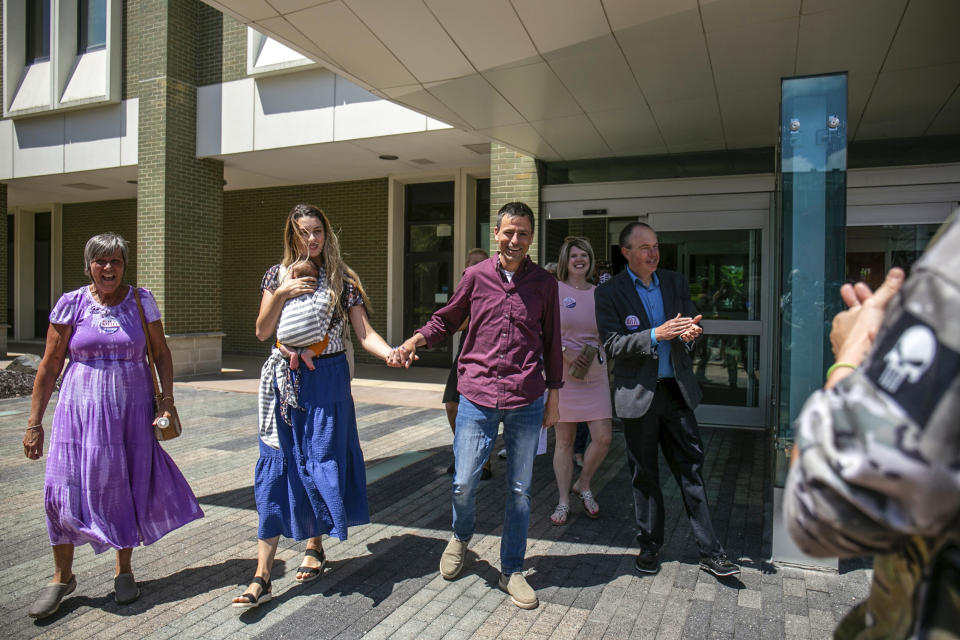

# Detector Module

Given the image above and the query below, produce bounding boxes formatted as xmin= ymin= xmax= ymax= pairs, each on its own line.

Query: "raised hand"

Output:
xmin=831 ymin=268 xmax=905 ymax=365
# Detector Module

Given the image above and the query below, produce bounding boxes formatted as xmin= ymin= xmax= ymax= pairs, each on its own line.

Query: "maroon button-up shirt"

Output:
xmin=418 ymin=255 xmax=563 ymax=409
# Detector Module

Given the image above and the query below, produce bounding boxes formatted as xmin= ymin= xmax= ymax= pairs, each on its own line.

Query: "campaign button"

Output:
xmin=625 ymin=315 xmax=641 ymax=331
xmin=562 ymin=296 xmax=577 ymax=309
xmin=99 ymin=316 xmax=121 ymax=334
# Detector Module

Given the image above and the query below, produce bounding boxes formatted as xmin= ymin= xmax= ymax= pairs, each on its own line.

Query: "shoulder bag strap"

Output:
xmin=134 ymin=288 xmax=163 ymax=403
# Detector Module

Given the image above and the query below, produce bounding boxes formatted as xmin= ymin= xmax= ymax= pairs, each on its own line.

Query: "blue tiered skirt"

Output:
xmin=254 ymin=353 xmax=369 ymax=540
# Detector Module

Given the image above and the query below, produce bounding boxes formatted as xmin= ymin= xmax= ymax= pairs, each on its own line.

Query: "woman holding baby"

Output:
xmin=232 ymin=203 xmax=398 ymax=608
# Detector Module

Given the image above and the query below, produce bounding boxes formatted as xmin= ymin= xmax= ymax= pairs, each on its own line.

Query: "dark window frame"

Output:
xmin=26 ymin=0 xmax=52 ymax=64
xmin=78 ymin=0 xmax=108 ymax=54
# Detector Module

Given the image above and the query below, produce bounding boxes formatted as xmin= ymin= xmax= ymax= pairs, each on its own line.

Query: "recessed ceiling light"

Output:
xmin=378 ymin=154 xmax=399 ymax=160
xmin=410 ymin=158 xmax=436 ymax=165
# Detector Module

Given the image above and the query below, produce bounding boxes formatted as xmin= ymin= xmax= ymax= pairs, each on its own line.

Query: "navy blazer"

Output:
xmin=594 ymin=268 xmax=703 ymax=417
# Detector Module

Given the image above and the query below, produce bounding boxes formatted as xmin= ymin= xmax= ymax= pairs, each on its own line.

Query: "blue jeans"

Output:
xmin=452 ymin=395 xmax=544 ymax=575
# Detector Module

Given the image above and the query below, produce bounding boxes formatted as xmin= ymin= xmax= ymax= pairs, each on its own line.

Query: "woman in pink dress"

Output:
xmin=550 ymin=237 xmax=612 ymax=525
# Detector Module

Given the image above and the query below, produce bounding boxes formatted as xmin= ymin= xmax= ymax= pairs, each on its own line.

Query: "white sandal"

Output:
xmin=579 ymin=490 xmax=600 ymax=518
xmin=550 ymin=503 xmax=570 ymax=525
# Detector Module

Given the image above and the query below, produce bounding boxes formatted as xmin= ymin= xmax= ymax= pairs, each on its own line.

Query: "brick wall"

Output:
xmin=61 ymin=200 xmax=138 ymax=292
xmin=197 ymin=4 xmax=246 ymax=86
xmin=222 ymin=179 xmax=389 ymax=361
xmin=490 ymin=142 xmax=541 ymax=262
xmin=136 ymin=0 xmax=224 ymax=335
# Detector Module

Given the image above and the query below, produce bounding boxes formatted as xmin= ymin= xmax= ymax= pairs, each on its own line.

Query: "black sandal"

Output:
xmin=296 ymin=547 xmax=326 ymax=584
xmin=231 ymin=577 xmax=272 ymax=609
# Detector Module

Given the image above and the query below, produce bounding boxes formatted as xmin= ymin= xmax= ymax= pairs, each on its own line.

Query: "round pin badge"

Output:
xmin=562 ymin=296 xmax=577 ymax=309
xmin=99 ymin=316 xmax=121 ymax=334
xmin=625 ymin=315 xmax=640 ymax=331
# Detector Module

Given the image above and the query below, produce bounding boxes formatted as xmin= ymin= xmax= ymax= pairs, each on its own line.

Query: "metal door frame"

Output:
xmin=646 ymin=208 xmax=771 ymax=429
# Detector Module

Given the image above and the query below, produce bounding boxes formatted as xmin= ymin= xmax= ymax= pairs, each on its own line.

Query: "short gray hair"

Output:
xmin=83 ymin=233 xmax=129 ymax=279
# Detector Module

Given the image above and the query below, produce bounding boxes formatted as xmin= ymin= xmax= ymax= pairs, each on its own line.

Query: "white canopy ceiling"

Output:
xmin=202 ymin=0 xmax=960 ymax=161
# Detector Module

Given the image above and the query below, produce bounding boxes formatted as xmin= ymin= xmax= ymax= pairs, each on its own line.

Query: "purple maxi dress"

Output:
xmin=43 ymin=286 xmax=203 ymax=553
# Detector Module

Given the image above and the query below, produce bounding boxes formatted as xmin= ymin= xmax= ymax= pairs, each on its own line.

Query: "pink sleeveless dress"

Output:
xmin=557 ymin=281 xmax=612 ymax=422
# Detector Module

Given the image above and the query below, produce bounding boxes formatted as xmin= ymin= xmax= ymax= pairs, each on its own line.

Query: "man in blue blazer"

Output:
xmin=595 ymin=222 xmax=738 ymax=578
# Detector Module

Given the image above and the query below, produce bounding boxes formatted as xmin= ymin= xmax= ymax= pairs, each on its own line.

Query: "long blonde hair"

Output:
xmin=556 ymin=236 xmax=596 ymax=282
xmin=282 ymin=203 xmax=371 ymax=312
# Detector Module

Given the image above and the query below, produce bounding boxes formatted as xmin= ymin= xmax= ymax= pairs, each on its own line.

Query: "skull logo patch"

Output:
xmin=878 ymin=325 xmax=936 ymax=393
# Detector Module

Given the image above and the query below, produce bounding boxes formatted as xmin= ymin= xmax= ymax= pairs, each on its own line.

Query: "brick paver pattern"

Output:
xmin=0 ymin=385 xmax=871 ymax=639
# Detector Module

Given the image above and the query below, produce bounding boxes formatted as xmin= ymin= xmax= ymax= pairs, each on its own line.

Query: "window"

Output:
xmin=26 ymin=0 xmax=51 ymax=64
xmin=4 ymin=0 xmax=121 ymax=115
xmin=78 ymin=0 xmax=107 ymax=53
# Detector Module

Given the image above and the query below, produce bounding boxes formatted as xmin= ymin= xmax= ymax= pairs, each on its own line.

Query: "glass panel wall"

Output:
xmin=776 ymin=73 xmax=848 ymax=481
xmin=658 ymin=229 xmax=763 ymax=411
xmin=404 ymin=182 xmax=455 ymax=367
xmin=6 ymin=216 xmax=14 ymax=337
xmin=658 ymin=229 xmax=761 ymax=322
xmin=846 ymin=224 xmax=939 ymax=289
xmin=695 ymin=335 xmax=761 ymax=407
xmin=34 ymin=212 xmax=51 ymax=338
xmin=475 ymin=178 xmax=490 ymax=254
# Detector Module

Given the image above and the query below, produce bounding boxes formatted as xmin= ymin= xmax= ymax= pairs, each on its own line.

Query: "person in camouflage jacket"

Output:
xmin=784 ymin=212 xmax=960 ymax=639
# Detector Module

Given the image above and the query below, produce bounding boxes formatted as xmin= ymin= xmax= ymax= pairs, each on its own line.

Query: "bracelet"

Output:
xmin=826 ymin=362 xmax=857 ymax=378
xmin=26 ymin=424 xmax=43 ymax=430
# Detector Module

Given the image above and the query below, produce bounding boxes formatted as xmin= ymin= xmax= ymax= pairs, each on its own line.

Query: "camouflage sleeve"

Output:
xmin=784 ymin=217 xmax=960 ymax=558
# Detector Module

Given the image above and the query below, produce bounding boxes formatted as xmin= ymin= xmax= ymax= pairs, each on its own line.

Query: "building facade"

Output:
xmin=1 ymin=0 xmax=517 ymax=373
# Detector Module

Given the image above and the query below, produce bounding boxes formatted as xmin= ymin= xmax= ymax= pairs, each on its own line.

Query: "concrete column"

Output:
xmin=490 ymin=142 xmax=541 ymax=262
xmin=136 ymin=0 xmax=224 ymax=376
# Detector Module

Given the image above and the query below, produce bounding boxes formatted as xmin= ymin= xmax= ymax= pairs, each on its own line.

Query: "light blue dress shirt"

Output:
xmin=626 ymin=266 xmax=674 ymax=379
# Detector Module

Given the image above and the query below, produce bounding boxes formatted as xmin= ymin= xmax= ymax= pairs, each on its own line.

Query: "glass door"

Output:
xmin=404 ymin=182 xmax=455 ymax=367
xmin=648 ymin=210 xmax=770 ymax=429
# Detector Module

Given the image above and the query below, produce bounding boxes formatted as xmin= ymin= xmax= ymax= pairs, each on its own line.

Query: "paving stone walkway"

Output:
xmin=0 ymin=381 xmax=871 ymax=639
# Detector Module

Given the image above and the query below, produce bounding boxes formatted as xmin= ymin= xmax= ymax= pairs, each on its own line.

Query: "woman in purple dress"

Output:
xmin=22 ymin=233 xmax=203 ymax=619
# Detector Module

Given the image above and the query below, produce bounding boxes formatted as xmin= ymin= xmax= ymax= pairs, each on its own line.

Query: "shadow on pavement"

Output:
xmin=32 ymin=558 xmax=290 ymax=625
xmin=237 ymin=533 xmax=450 ymax=626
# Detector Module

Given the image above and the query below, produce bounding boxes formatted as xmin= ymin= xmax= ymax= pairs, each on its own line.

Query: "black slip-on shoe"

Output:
xmin=700 ymin=554 xmax=740 ymax=578
xmin=634 ymin=548 xmax=660 ymax=574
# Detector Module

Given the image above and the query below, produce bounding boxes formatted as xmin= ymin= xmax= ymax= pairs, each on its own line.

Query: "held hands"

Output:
xmin=656 ymin=313 xmax=702 ymax=342
xmin=23 ymin=424 xmax=44 ymax=459
xmin=386 ymin=338 xmax=420 ymax=368
xmin=830 ymin=268 xmax=905 ymax=366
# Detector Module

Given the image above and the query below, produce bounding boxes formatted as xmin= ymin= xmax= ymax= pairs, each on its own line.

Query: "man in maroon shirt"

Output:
xmin=396 ymin=202 xmax=563 ymax=609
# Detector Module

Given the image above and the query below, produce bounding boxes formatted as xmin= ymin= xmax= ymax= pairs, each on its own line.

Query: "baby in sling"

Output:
xmin=276 ymin=260 xmax=333 ymax=370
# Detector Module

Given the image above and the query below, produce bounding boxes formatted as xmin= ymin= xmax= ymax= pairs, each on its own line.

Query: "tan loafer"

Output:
xmin=439 ymin=536 xmax=468 ymax=579
xmin=498 ymin=572 xmax=538 ymax=609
